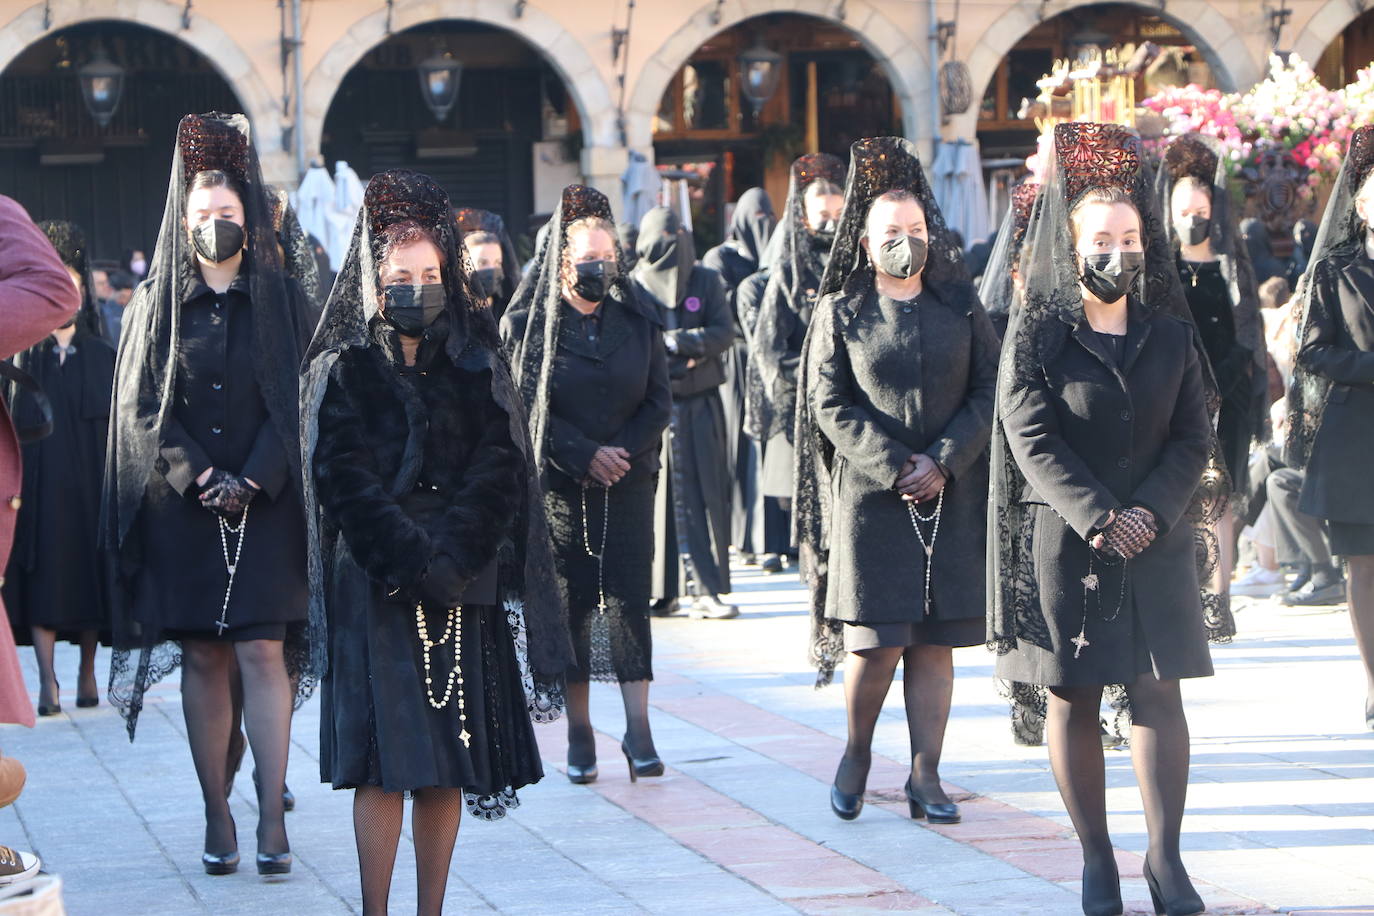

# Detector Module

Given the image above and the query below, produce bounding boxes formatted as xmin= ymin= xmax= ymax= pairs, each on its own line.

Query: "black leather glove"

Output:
xmin=418 ymin=552 xmax=469 ymax=610
xmin=199 ymin=471 xmax=258 ymax=521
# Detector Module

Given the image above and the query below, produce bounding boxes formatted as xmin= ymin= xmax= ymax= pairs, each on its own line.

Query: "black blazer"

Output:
xmin=1298 ymin=248 xmax=1374 ymax=522
xmin=501 ymin=294 xmax=672 ymax=488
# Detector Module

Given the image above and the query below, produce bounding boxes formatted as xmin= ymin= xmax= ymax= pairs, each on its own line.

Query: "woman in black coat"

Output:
xmin=989 ymin=124 xmax=1219 ymax=916
xmin=796 ymin=138 xmax=997 ymax=825
xmin=2 ymin=220 xmax=113 ymax=717
xmin=502 ymin=185 xmax=672 ymax=785
xmin=303 ymin=169 xmax=571 ymax=915
xmin=1287 ymin=126 xmax=1374 ymax=732
xmin=632 ymin=207 xmax=737 ymax=618
xmin=103 ymin=113 xmax=309 ymax=876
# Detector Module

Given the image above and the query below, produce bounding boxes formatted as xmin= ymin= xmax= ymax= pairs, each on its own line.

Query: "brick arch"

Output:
xmin=623 ymin=0 xmax=930 ymax=151
xmin=301 ymin=0 xmax=619 ymax=160
xmin=0 ymin=2 xmax=279 ymax=154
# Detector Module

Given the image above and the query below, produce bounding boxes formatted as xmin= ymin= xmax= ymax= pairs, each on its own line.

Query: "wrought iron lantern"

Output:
xmin=738 ymin=42 xmax=784 ymax=116
xmin=417 ymin=49 xmax=463 ymax=123
xmin=78 ymin=45 xmax=125 ymax=128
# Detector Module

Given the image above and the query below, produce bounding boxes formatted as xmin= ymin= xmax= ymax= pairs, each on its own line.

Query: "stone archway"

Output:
xmin=1292 ymin=0 xmax=1368 ymax=69
xmin=301 ymin=0 xmax=619 ymax=161
xmin=623 ymin=0 xmax=930 ymax=152
xmin=948 ymin=0 xmax=1261 ymax=140
xmin=0 ymin=1 xmax=282 ymax=170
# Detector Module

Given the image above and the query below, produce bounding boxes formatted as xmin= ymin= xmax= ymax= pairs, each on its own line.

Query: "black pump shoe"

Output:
xmin=1143 ymin=859 xmax=1204 ymax=916
xmin=256 ymin=852 xmax=292 ymax=876
xmin=829 ymin=784 xmax=863 ymax=820
xmin=566 ymin=763 xmax=599 ymax=784
xmin=1080 ymin=861 xmax=1123 ymax=915
xmin=903 ymin=777 xmax=960 ymax=824
xmin=620 ymin=740 xmax=664 ymax=782
xmin=202 ymin=851 xmax=240 ymax=876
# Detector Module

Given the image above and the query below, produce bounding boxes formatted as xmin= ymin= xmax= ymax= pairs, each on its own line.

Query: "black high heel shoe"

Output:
xmin=256 ymin=851 xmax=292 ymax=876
xmin=620 ymin=739 xmax=664 ymax=782
xmin=829 ymin=784 xmax=863 ymax=820
xmin=75 ymin=694 xmax=98 ymax=709
xmin=566 ymin=762 xmax=599 ymax=784
xmin=202 ymin=851 xmax=240 ymax=876
xmin=903 ymin=776 xmax=960 ymax=824
xmin=1080 ymin=861 xmax=1123 ymax=916
xmin=37 ymin=678 xmax=60 ymax=717
xmin=1143 ymin=859 xmax=1204 ymax=916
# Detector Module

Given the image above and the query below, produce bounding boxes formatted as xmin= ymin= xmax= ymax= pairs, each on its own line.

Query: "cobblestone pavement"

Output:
xmin=1 ymin=562 xmax=1372 ymax=915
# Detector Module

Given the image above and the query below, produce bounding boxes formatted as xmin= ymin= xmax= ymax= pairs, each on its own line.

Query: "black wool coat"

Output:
xmin=812 ymin=287 xmax=998 ymax=624
xmin=639 ymin=264 xmax=733 ymax=399
xmin=312 ymin=333 xmax=524 ymax=788
xmin=998 ymin=304 xmax=1214 ymax=686
xmin=1297 ymin=248 xmax=1374 ymax=523
xmin=131 ymin=275 xmax=307 ymax=633
xmin=501 ymin=295 xmax=672 ymax=489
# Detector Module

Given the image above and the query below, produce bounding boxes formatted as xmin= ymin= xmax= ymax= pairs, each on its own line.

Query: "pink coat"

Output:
xmin=0 ymin=196 xmax=81 ymax=726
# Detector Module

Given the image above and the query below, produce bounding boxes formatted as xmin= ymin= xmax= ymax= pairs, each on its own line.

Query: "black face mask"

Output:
xmin=1079 ymin=250 xmax=1145 ymax=304
xmin=191 ymin=218 xmax=245 ymax=264
xmin=471 ymin=267 xmax=503 ymax=299
xmin=382 ymin=283 xmax=446 ymax=335
xmin=572 ymin=260 xmax=618 ymax=304
xmin=1177 ymin=214 xmax=1210 ymax=247
xmin=876 ymin=235 xmax=929 ymax=280
xmin=810 ymin=219 xmax=837 ymax=247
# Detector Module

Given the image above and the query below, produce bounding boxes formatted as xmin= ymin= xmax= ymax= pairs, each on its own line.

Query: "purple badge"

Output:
xmin=685 ymin=296 xmax=702 ymax=312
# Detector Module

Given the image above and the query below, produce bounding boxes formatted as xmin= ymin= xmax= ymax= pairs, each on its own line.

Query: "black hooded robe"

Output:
xmin=637 ymin=266 xmax=735 ymax=601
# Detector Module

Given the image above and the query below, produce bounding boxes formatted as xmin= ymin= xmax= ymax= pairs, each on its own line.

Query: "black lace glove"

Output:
xmin=199 ymin=471 xmax=258 ymax=521
xmin=1098 ymin=506 xmax=1158 ymax=559
xmin=418 ymin=553 xmax=470 ymax=610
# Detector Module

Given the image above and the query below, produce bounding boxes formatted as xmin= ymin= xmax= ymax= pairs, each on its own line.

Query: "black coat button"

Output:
xmin=212 ymin=381 xmax=223 ymax=391
xmin=901 ymin=305 xmax=913 ymax=314
xmin=211 ymin=426 xmax=223 ymax=435
xmin=1117 ymin=457 xmax=1129 ymax=469
xmin=1120 ymin=409 xmax=1131 ymax=421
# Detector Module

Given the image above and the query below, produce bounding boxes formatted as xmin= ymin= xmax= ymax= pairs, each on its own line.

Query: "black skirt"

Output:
xmin=545 ymin=475 xmax=655 ymax=683
xmin=321 ymin=568 xmax=542 ymax=796
xmin=1328 ymin=520 xmax=1374 ymax=557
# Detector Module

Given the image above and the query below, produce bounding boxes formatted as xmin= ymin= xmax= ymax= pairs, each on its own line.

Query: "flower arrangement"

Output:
xmin=1141 ymin=54 xmax=1374 ymax=201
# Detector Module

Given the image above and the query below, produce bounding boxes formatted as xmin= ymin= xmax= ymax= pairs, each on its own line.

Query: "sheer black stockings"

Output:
xmin=834 ymin=644 xmax=955 ymax=804
xmin=564 ymin=678 xmax=659 ymax=762
xmin=1345 ymin=555 xmax=1374 ymax=722
xmin=181 ymin=639 xmax=291 ymax=858
xmin=354 ymin=785 xmax=464 ymax=916
xmin=30 ymin=627 xmax=98 ymax=708
xmin=1047 ymin=674 xmax=1197 ymax=903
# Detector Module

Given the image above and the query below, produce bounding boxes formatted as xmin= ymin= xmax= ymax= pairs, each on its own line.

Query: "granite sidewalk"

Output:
xmin=0 ymin=561 xmax=1371 ymax=914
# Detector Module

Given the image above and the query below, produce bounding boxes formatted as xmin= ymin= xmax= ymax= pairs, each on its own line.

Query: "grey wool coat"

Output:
xmin=997 ymin=304 xmax=1215 ymax=686
xmin=811 ymin=286 xmax=999 ymax=624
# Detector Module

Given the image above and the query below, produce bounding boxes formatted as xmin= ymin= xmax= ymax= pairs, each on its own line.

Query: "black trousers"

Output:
xmin=1267 ymin=467 xmax=1334 ymax=568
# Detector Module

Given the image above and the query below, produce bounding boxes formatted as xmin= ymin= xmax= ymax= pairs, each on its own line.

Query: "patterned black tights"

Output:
xmin=354 ymin=786 xmax=464 ymax=916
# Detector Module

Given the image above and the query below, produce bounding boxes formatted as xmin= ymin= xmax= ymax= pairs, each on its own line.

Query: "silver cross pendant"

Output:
xmin=1071 ymin=629 xmax=1090 ymax=659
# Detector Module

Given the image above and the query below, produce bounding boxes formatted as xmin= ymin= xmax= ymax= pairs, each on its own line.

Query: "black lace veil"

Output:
xmin=987 ymin=122 xmax=1233 ymax=739
xmin=505 ymin=185 xmax=653 ymax=476
xmin=744 ymin=154 xmax=846 ymax=443
xmin=1285 ymin=126 xmax=1374 ymax=471
xmin=455 ymin=207 xmax=522 ymax=306
xmin=977 ymin=179 xmax=1041 ymax=335
xmin=1154 ymin=134 xmax=1267 ymax=486
xmin=102 ymin=112 xmax=313 ymax=739
xmin=792 ymin=136 xmax=979 ymax=685
xmin=300 ymin=170 xmax=571 ymax=758
xmin=268 ymin=186 xmax=323 ymax=313
xmin=35 ymin=220 xmax=104 ymax=338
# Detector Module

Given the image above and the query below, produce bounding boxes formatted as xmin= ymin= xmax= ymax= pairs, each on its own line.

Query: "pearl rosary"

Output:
xmin=415 ymin=601 xmax=470 ymax=748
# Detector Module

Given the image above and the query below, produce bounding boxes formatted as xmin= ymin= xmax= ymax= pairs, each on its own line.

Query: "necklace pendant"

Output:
xmin=1071 ymin=630 xmax=1090 ymax=659
xmin=215 ymin=615 xmax=228 ymax=636
xmin=1191 ymin=273 xmax=1198 ymax=288
xmin=459 ymin=728 xmax=471 ymax=748
xmin=925 ymin=545 xmax=933 ymax=557
xmin=1081 ymin=573 xmax=1099 ymax=591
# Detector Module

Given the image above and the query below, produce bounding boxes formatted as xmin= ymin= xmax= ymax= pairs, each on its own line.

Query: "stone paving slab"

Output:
xmin=0 ymin=562 xmax=1369 ymax=913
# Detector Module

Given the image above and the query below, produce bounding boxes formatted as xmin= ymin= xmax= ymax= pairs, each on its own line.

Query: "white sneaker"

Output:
xmin=1233 ymin=566 xmax=1285 ymax=596
xmin=0 ymin=846 xmax=39 ymax=886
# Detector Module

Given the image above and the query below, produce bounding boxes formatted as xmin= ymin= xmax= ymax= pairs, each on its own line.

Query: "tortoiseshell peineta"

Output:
xmin=36 ymin=220 xmax=89 ymax=274
xmin=1163 ymin=134 xmax=1220 ymax=186
xmin=1055 ymin=122 xmax=1141 ymax=206
xmin=791 ymin=153 xmax=846 ymax=191
xmin=364 ymin=168 xmax=452 ymax=237
xmin=178 ymin=112 xmax=250 ymax=188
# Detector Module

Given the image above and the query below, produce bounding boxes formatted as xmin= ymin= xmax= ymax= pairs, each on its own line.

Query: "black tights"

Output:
xmin=1047 ymin=674 xmax=1196 ymax=899
xmin=565 ymin=678 xmax=657 ymax=765
xmin=833 ymin=644 xmax=955 ymax=804
xmin=1344 ymin=555 xmax=1374 ymax=720
xmin=31 ymin=628 xmax=98 ymax=707
xmin=180 ymin=639 xmax=291 ymax=857
xmin=354 ymin=785 xmax=464 ymax=916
